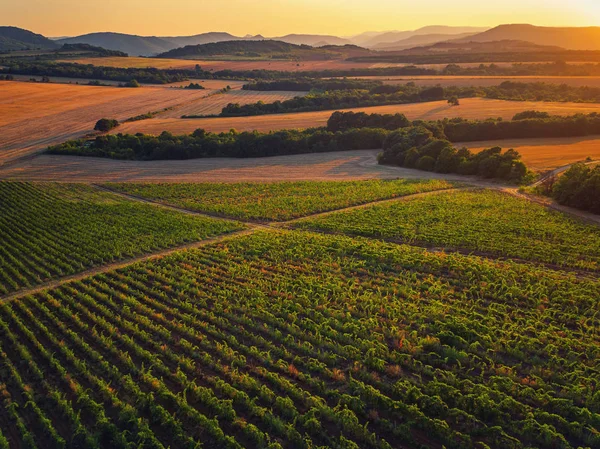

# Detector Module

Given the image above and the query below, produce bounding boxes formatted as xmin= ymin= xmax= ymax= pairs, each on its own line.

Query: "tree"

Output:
xmin=448 ymin=96 xmax=460 ymax=106
xmin=94 ymin=118 xmax=119 ymax=132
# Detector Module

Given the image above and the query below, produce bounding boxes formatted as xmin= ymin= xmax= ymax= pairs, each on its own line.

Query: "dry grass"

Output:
xmin=0 ymin=81 xmax=234 ymax=165
xmin=463 ymin=136 xmax=600 ymax=172
xmin=347 ymin=75 xmax=600 ymax=87
xmin=0 ymin=150 xmax=471 ymax=183
xmin=63 ymin=56 xmax=378 ymax=72
xmin=4 ymin=132 xmax=599 ymax=183
xmin=161 ymin=89 xmax=307 ymax=118
xmin=64 ymin=57 xmax=598 ymax=72
xmin=112 ymin=98 xmax=600 ymax=137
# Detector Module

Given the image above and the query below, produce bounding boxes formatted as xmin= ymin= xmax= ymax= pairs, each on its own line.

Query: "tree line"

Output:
xmin=47 ymin=120 xmax=529 ymax=182
xmin=242 ymin=78 xmax=382 ymax=92
xmin=378 ymin=126 xmax=528 ymax=182
xmin=220 ymin=82 xmax=600 ymax=117
xmin=328 ymin=110 xmax=600 ymax=142
xmin=10 ymin=60 xmax=600 ymax=85
xmin=547 ymin=163 xmax=600 ymax=214
xmin=220 ymin=85 xmax=452 ymax=116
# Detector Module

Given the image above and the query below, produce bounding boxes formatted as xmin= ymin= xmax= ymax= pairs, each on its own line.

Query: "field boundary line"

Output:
xmin=96 ymin=184 xmax=472 ymax=225
xmin=92 ymin=184 xmax=273 ymax=228
xmin=0 ymin=228 xmax=261 ymax=304
xmin=276 ymin=187 xmax=475 ymax=225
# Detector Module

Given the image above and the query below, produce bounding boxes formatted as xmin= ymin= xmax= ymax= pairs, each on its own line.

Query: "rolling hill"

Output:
xmin=157 ymin=40 xmax=373 ymax=60
xmin=360 ymin=26 xmax=489 ymax=48
xmin=0 ymin=26 xmax=59 ymax=52
xmin=372 ymin=32 xmax=479 ymax=51
xmin=57 ymin=32 xmax=357 ymax=56
xmin=463 ymin=24 xmax=600 ymax=50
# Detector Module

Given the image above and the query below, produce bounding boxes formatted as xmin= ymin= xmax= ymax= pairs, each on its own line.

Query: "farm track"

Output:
xmin=4 ymin=182 xmax=597 ymax=305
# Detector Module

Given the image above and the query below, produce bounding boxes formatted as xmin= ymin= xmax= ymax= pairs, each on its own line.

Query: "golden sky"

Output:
xmin=5 ymin=0 xmax=600 ymax=37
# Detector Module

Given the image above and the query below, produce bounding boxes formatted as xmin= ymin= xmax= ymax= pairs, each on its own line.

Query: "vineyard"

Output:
xmin=293 ymin=189 xmax=600 ymax=270
xmin=107 ymin=179 xmax=455 ymax=220
xmin=0 ymin=230 xmax=598 ymax=449
xmin=0 ymin=179 xmax=599 ymax=449
xmin=0 ymin=182 xmax=243 ymax=294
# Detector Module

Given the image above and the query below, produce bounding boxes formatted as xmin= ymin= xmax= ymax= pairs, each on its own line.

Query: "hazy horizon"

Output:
xmin=4 ymin=0 xmax=599 ymax=37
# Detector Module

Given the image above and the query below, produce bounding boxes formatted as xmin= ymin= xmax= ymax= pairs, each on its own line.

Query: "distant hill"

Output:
xmin=399 ymin=39 xmax=565 ymax=55
xmin=373 ymin=32 xmax=478 ymax=51
xmin=157 ymin=40 xmax=371 ymax=60
xmin=0 ymin=26 xmax=59 ymax=52
xmin=360 ymin=26 xmax=489 ymax=48
xmin=56 ymin=31 xmax=356 ymax=56
xmin=274 ymin=34 xmax=352 ymax=46
xmin=57 ymin=32 xmax=174 ymax=56
xmin=463 ymin=24 xmax=600 ymax=51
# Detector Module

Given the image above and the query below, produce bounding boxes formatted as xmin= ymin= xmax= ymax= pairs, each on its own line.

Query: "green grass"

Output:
xmin=0 ymin=230 xmax=597 ymax=449
xmin=106 ymin=179 xmax=456 ymax=221
xmin=0 ymin=181 xmax=244 ymax=294
xmin=293 ymin=189 xmax=600 ymax=270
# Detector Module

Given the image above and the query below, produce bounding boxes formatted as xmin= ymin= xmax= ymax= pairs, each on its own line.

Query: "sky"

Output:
xmin=4 ymin=0 xmax=600 ymax=37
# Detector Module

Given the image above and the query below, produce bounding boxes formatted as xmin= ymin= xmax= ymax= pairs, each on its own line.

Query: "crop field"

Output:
xmin=293 ymin=189 xmax=600 ymax=270
xmin=462 ymin=135 xmax=600 ymax=172
xmin=106 ymin=179 xmax=455 ymax=220
xmin=112 ymin=97 xmax=600 ymax=137
xmin=63 ymin=56 xmax=389 ymax=71
xmin=62 ymin=57 xmax=576 ymax=72
xmin=0 ymin=81 xmax=221 ymax=165
xmin=161 ymin=89 xmax=307 ymax=118
xmin=346 ymin=75 xmax=600 ymax=87
xmin=0 ymin=229 xmax=598 ymax=448
xmin=0 ymin=181 xmax=243 ymax=294
xmin=0 ymin=150 xmax=475 ymax=183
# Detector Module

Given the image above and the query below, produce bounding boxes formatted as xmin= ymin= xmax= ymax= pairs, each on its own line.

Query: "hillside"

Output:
xmin=464 ymin=24 xmax=600 ymax=50
xmin=372 ymin=32 xmax=478 ymax=51
xmin=0 ymin=26 xmax=59 ymax=52
xmin=57 ymin=32 xmax=175 ymax=56
xmin=275 ymin=33 xmax=352 ymax=46
xmin=157 ymin=40 xmax=372 ymax=60
xmin=57 ymin=32 xmax=358 ymax=56
xmin=360 ymin=25 xmax=489 ymax=47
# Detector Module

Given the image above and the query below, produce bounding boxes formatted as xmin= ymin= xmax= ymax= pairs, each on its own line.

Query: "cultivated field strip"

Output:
xmin=106 ymin=179 xmax=456 ymax=221
xmin=0 ymin=82 xmax=216 ymax=165
xmin=160 ymin=89 xmax=308 ymax=118
xmin=293 ymin=189 xmax=600 ymax=270
xmin=113 ymin=97 xmax=600 ymax=137
xmin=0 ymin=231 xmax=597 ymax=449
xmin=0 ymin=182 xmax=244 ymax=294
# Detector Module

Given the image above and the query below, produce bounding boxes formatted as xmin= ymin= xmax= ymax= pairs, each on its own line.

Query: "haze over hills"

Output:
xmin=157 ymin=40 xmax=373 ymax=60
xmin=360 ymin=26 xmax=489 ymax=47
xmin=0 ymin=26 xmax=59 ymax=52
xmin=462 ymin=24 xmax=600 ymax=50
xmin=372 ymin=32 xmax=479 ymax=51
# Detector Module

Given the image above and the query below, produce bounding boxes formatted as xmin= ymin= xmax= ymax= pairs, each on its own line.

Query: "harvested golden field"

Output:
xmin=462 ymin=135 xmax=600 ymax=172
xmin=112 ymin=98 xmax=600 ymax=136
xmin=161 ymin=89 xmax=307 ymax=118
xmin=0 ymin=150 xmax=474 ymax=183
xmin=3 ymin=135 xmax=599 ymax=183
xmin=347 ymin=75 xmax=600 ymax=87
xmin=63 ymin=56 xmax=378 ymax=72
xmin=63 ymin=57 xmax=581 ymax=72
xmin=0 ymin=81 xmax=222 ymax=165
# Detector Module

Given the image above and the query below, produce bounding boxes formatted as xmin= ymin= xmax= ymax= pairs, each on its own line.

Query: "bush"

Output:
xmin=94 ymin=118 xmax=119 ymax=132
xmin=552 ymin=163 xmax=600 ymax=213
xmin=416 ymin=155 xmax=436 ymax=171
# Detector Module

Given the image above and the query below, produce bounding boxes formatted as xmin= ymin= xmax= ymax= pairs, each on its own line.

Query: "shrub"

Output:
xmin=94 ymin=118 xmax=119 ymax=132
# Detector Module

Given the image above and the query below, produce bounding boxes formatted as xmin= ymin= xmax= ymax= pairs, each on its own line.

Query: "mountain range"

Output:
xmin=5 ymin=24 xmax=600 ymax=57
xmin=51 ymin=26 xmax=485 ymax=56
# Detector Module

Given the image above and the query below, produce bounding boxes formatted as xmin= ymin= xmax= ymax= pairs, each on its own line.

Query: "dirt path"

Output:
xmin=2 ymin=181 xmax=598 ymax=304
xmin=0 ymin=228 xmax=256 ymax=303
